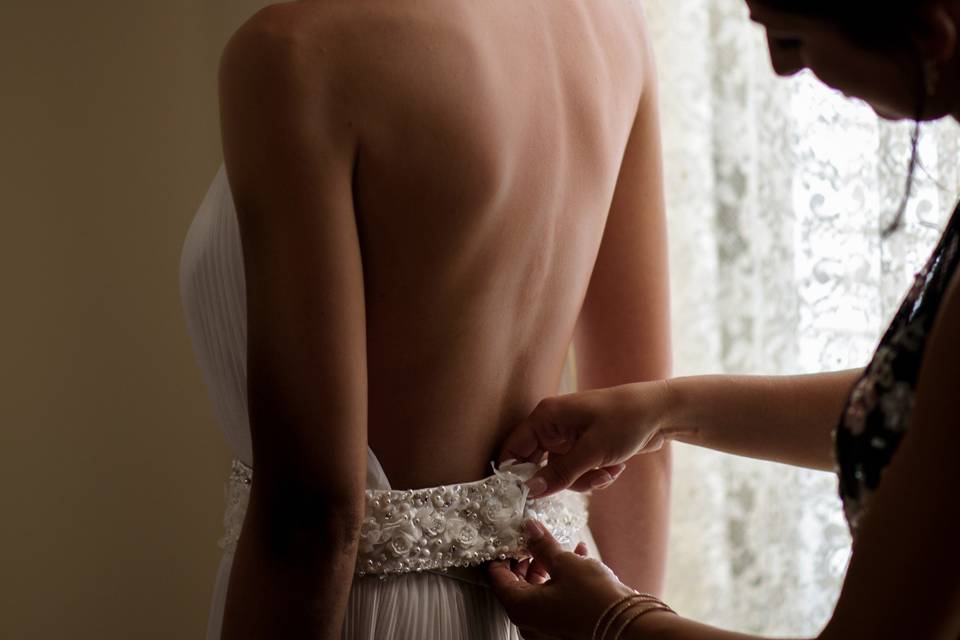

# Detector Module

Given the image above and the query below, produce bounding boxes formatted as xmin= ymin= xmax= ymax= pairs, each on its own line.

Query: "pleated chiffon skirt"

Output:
xmin=206 ymin=551 xmax=521 ymax=640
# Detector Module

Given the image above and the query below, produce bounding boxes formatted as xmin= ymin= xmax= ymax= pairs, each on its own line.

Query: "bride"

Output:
xmin=180 ymin=0 xmax=671 ymax=638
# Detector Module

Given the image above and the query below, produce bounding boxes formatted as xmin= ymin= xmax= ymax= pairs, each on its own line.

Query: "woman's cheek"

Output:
xmin=807 ymin=49 xmax=920 ymax=120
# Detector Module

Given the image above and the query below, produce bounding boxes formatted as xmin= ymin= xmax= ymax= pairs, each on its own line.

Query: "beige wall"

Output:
xmin=1 ymin=2 xmax=268 ymax=637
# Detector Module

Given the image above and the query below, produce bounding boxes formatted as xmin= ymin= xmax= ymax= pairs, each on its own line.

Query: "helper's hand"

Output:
xmin=488 ymin=520 xmax=638 ymax=640
xmin=499 ymin=381 xmax=677 ymax=498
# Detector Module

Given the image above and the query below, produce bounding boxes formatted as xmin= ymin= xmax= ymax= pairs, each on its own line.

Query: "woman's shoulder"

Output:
xmin=219 ymin=1 xmax=359 ymax=87
xmin=907 ymin=234 xmax=960 ymax=437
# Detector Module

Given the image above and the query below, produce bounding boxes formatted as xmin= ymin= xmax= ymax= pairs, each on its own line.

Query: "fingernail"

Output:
xmin=522 ymin=519 xmax=544 ymax=541
xmin=526 ymin=476 xmax=548 ymax=498
xmin=590 ymin=473 xmax=613 ymax=489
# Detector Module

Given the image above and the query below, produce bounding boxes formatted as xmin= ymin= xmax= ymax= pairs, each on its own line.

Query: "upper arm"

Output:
xmin=573 ymin=37 xmax=673 ymax=592
xmin=824 ymin=273 xmax=960 ymax=639
xmin=573 ymin=40 xmax=671 ymax=387
xmin=218 ymin=11 xmax=367 ymax=515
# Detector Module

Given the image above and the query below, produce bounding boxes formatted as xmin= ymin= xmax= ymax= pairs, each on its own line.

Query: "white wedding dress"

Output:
xmin=180 ymin=165 xmax=596 ymax=640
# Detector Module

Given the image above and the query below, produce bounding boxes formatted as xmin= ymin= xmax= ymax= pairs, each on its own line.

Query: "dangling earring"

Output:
xmin=924 ymin=59 xmax=941 ymax=97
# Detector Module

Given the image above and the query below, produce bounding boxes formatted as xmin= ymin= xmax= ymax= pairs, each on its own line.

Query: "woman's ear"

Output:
xmin=913 ymin=3 xmax=958 ymax=63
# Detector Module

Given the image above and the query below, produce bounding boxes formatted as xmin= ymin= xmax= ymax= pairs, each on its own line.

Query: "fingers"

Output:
xmin=497 ymin=417 xmax=542 ymax=463
xmin=513 ymin=557 xmax=531 ymax=581
xmin=522 ymin=519 xmax=566 ymax=573
xmin=568 ymin=463 xmax=627 ymax=493
xmin=526 ymin=556 xmax=551 ymax=585
xmin=499 ymin=401 xmax=575 ymax=464
xmin=526 ymin=436 xmax=606 ymax=498
xmin=488 ymin=560 xmax=530 ymax=605
xmin=574 ymin=542 xmax=589 ymax=557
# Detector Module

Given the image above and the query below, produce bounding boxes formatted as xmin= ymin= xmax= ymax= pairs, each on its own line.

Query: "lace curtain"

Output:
xmin=644 ymin=1 xmax=960 ymax=635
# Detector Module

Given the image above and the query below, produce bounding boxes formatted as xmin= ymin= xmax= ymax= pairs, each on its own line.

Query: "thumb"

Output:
xmin=499 ymin=399 xmax=577 ymax=464
xmin=488 ymin=560 xmax=532 ymax=608
xmin=521 ymin=519 xmax=566 ymax=573
xmin=526 ymin=434 xmax=604 ymax=498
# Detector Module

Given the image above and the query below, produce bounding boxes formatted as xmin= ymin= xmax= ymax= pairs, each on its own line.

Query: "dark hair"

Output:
xmin=884 ymin=119 xmax=921 ymax=238
xmin=762 ymin=1 xmax=927 ymax=49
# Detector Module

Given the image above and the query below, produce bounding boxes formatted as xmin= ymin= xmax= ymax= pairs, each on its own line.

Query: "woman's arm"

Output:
xmin=640 ymin=269 xmax=960 ymax=639
xmin=218 ymin=10 xmax=367 ymax=640
xmin=492 ymin=287 xmax=958 ymax=639
xmin=573 ymin=14 xmax=672 ymax=594
xmin=666 ymin=370 xmax=861 ymax=470
xmin=504 ymin=368 xmax=862 ymax=499
xmin=816 ymin=279 xmax=960 ymax=638
xmin=636 ymin=271 xmax=960 ymax=639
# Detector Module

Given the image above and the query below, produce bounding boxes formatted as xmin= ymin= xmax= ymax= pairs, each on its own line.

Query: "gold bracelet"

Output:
xmin=590 ymin=590 xmax=672 ymax=640
xmin=593 ymin=594 xmax=638 ymax=640
xmin=632 ymin=592 xmax=663 ymax=602
xmin=609 ymin=601 xmax=676 ymax=640
xmin=594 ymin=593 xmax=664 ymax=640
xmin=609 ymin=602 xmax=652 ymax=640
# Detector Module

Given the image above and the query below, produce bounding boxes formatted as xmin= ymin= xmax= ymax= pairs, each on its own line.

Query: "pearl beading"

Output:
xmin=218 ymin=459 xmax=588 ymax=578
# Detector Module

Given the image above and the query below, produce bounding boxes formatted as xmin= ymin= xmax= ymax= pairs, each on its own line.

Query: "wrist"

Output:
xmin=623 ymin=609 xmax=678 ymax=640
xmin=594 ymin=592 xmax=677 ymax=640
xmin=658 ymin=377 xmax=686 ymax=437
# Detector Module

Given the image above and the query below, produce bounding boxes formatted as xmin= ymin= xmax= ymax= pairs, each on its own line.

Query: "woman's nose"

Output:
xmin=767 ymin=38 xmax=806 ymax=77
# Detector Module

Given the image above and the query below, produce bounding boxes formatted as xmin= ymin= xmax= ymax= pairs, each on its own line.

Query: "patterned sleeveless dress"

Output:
xmin=835 ymin=204 xmax=960 ymax=533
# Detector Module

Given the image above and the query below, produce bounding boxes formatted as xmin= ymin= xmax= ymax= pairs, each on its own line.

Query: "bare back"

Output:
xmin=220 ymin=0 xmax=657 ymax=490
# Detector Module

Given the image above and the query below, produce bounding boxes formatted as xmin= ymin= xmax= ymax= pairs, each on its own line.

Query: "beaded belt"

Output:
xmin=219 ymin=459 xmax=588 ymax=578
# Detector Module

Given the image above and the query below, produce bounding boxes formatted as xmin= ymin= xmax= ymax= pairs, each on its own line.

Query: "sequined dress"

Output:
xmin=836 ymin=204 xmax=960 ymax=534
xmin=179 ymin=165 xmax=594 ymax=640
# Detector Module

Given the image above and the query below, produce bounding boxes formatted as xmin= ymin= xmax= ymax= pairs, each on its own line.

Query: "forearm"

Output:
xmin=588 ymin=447 xmax=670 ymax=593
xmin=665 ymin=369 xmax=861 ymax=471
xmin=221 ymin=494 xmax=361 ymax=640
xmin=628 ymin=612 xmax=810 ymax=640
xmin=576 ymin=333 xmax=672 ymax=592
xmin=576 ymin=335 xmax=671 ymax=592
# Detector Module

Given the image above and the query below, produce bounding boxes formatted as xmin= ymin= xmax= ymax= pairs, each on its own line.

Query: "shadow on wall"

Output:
xmin=0 ymin=2 xmax=271 ymax=638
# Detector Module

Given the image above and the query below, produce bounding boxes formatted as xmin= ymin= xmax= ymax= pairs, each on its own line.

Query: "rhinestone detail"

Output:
xmin=219 ymin=459 xmax=588 ymax=577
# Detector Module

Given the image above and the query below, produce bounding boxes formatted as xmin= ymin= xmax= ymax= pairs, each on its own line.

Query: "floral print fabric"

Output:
xmin=836 ymin=205 xmax=960 ymax=533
